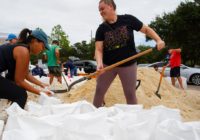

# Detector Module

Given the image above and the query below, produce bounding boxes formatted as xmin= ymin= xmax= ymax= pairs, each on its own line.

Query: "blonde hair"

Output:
xmin=99 ymin=0 xmax=116 ymax=10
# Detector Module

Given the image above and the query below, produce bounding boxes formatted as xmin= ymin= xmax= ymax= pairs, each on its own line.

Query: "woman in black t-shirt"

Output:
xmin=94 ymin=0 xmax=165 ymax=107
xmin=0 ymin=28 xmax=53 ymax=108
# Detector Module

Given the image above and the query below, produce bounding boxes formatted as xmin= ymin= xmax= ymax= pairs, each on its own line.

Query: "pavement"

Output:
xmin=187 ymin=85 xmax=200 ymax=93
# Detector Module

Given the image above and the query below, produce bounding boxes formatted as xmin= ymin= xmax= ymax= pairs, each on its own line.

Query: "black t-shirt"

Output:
xmin=95 ymin=14 xmax=143 ymax=66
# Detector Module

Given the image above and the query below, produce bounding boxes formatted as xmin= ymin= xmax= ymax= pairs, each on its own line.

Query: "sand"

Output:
xmin=1 ymin=68 xmax=200 ymax=122
xmin=58 ymin=68 xmax=200 ymax=122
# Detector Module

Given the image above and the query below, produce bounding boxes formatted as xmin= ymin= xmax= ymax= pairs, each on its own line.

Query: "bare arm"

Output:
xmin=43 ymin=54 xmax=47 ymax=61
xmin=95 ymin=41 xmax=104 ymax=70
xmin=140 ymin=25 xmax=165 ymax=50
xmin=165 ymin=63 xmax=170 ymax=67
xmin=13 ymin=47 xmax=41 ymax=95
xmin=26 ymin=73 xmax=48 ymax=88
xmin=55 ymin=48 xmax=61 ymax=64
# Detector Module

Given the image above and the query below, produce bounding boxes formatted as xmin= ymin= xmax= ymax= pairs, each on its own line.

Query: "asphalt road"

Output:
xmin=187 ymin=85 xmax=200 ymax=93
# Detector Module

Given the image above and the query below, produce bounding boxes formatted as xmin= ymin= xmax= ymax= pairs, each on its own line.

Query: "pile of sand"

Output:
xmin=1 ymin=68 xmax=199 ymax=122
xmin=58 ymin=68 xmax=200 ymax=122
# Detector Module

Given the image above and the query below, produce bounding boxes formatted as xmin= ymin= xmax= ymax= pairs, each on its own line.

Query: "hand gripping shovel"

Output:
xmin=67 ymin=47 xmax=158 ymax=92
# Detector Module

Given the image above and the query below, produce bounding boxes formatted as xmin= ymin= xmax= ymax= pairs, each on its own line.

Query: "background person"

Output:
xmin=6 ymin=33 xmax=18 ymax=45
xmin=94 ymin=0 xmax=165 ymax=107
xmin=0 ymin=28 xmax=52 ymax=109
xmin=0 ymin=34 xmax=18 ymax=77
xmin=32 ymin=64 xmax=47 ymax=77
xmin=165 ymin=48 xmax=184 ymax=89
xmin=64 ymin=59 xmax=77 ymax=78
xmin=44 ymin=40 xmax=62 ymax=85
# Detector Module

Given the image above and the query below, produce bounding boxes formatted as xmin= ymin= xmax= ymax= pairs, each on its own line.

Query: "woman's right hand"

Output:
xmin=97 ymin=63 xmax=105 ymax=75
xmin=43 ymin=91 xmax=53 ymax=96
xmin=40 ymin=88 xmax=54 ymax=96
xmin=156 ymin=40 xmax=165 ymax=51
xmin=97 ymin=63 xmax=104 ymax=71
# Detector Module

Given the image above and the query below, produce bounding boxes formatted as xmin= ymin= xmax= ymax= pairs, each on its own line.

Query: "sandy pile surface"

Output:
xmin=58 ymin=68 xmax=200 ymax=122
xmin=1 ymin=68 xmax=200 ymax=122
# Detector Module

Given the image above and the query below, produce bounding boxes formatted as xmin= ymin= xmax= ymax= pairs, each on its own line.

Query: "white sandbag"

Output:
xmin=152 ymin=119 xmax=200 ymax=140
xmin=2 ymin=101 xmax=200 ymax=140
xmin=0 ymin=120 xmax=4 ymax=138
xmin=38 ymin=93 xmax=61 ymax=105
xmin=150 ymin=106 xmax=182 ymax=122
xmin=60 ymin=113 xmax=112 ymax=140
xmin=27 ymin=100 xmax=96 ymax=117
xmin=27 ymin=101 xmax=52 ymax=117
xmin=27 ymin=93 xmax=62 ymax=117
xmin=6 ymin=103 xmax=28 ymax=116
xmin=51 ymin=101 xmax=96 ymax=115
xmin=185 ymin=121 xmax=200 ymax=138
xmin=3 ymin=103 xmax=110 ymax=140
xmin=114 ymin=104 xmax=143 ymax=113
xmin=55 ymin=131 xmax=108 ymax=140
xmin=112 ymin=106 xmax=181 ymax=140
xmin=3 ymin=117 xmax=61 ymax=140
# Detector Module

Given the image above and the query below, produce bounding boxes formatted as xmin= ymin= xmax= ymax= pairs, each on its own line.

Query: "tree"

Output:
xmin=71 ymin=39 xmax=95 ymax=60
xmin=137 ymin=45 xmax=168 ymax=64
xmin=195 ymin=0 xmax=200 ymax=5
xmin=147 ymin=1 xmax=200 ymax=66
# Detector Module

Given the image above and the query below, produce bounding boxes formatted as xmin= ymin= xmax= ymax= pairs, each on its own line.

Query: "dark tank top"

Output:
xmin=0 ymin=43 xmax=29 ymax=81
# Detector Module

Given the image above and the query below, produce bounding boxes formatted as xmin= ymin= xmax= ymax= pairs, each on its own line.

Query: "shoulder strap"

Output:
xmin=11 ymin=43 xmax=29 ymax=50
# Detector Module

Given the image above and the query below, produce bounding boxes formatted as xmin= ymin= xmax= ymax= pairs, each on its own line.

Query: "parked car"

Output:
xmin=68 ymin=56 xmax=80 ymax=62
xmin=73 ymin=60 xmax=97 ymax=74
xmin=144 ymin=62 xmax=200 ymax=86
xmin=138 ymin=64 xmax=150 ymax=67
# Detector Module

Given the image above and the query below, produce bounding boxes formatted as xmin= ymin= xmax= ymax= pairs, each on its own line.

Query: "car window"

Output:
xmin=90 ymin=61 xmax=97 ymax=66
xmin=181 ymin=66 xmax=188 ymax=69
xmin=74 ymin=62 xmax=84 ymax=67
xmin=149 ymin=63 xmax=159 ymax=67
xmin=157 ymin=62 xmax=165 ymax=67
xmin=149 ymin=62 xmax=168 ymax=68
xmin=85 ymin=62 xmax=89 ymax=66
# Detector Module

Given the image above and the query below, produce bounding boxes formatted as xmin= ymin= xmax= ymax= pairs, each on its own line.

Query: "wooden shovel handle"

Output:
xmin=85 ymin=48 xmax=154 ymax=79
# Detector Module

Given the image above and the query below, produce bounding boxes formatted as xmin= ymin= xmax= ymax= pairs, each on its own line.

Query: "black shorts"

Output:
xmin=170 ymin=67 xmax=180 ymax=77
xmin=48 ymin=66 xmax=61 ymax=77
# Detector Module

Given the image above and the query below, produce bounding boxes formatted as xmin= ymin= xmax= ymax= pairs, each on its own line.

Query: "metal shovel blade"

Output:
xmin=155 ymin=90 xmax=161 ymax=99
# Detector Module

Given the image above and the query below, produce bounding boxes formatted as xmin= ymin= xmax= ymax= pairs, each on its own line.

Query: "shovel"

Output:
xmin=155 ymin=66 xmax=166 ymax=99
xmin=66 ymin=47 xmax=158 ymax=92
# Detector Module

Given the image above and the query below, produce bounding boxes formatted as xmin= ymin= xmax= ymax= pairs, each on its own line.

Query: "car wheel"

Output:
xmin=84 ymin=68 xmax=90 ymax=74
xmin=191 ymin=74 xmax=200 ymax=86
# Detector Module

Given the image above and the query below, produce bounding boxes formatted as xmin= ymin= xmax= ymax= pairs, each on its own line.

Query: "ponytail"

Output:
xmin=18 ymin=28 xmax=32 ymax=44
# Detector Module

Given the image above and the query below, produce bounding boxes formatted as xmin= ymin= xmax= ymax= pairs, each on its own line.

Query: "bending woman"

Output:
xmin=0 ymin=28 xmax=52 ymax=108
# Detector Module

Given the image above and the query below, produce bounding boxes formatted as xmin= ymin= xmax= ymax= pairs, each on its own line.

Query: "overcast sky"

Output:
xmin=0 ymin=0 xmax=187 ymax=46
